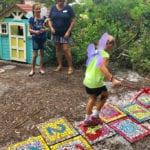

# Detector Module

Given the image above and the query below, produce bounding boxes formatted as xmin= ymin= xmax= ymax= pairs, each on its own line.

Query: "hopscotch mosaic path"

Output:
xmin=99 ymin=103 xmax=127 ymax=123
xmin=74 ymin=122 xmax=116 ymax=145
xmin=108 ymin=117 xmax=150 ymax=143
xmin=50 ymin=135 xmax=93 ymax=150
xmin=7 ymin=136 xmax=49 ymax=150
xmin=6 ymin=88 xmax=150 ymax=149
xmin=120 ymin=103 xmax=150 ymax=123
xmin=136 ymin=92 xmax=150 ymax=109
xmin=36 ymin=117 xmax=78 ymax=146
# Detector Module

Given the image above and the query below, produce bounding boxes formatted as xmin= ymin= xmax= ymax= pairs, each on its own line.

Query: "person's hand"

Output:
xmin=112 ymin=78 xmax=122 ymax=86
xmin=50 ymin=27 xmax=55 ymax=34
xmin=64 ymin=31 xmax=70 ymax=39
xmin=35 ymin=30 xmax=40 ymax=35
xmin=39 ymin=29 xmax=45 ymax=33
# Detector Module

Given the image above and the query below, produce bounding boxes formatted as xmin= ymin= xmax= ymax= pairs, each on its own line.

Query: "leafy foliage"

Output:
xmin=0 ymin=0 xmax=21 ymax=11
xmin=35 ymin=0 xmax=54 ymax=6
xmin=129 ymin=32 xmax=150 ymax=75
xmin=71 ymin=0 xmax=149 ymax=74
xmin=39 ymin=0 xmax=150 ymax=74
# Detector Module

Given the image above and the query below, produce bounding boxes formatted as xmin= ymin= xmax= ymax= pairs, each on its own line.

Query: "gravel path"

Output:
xmin=0 ymin=60 xmax=150 ymax=150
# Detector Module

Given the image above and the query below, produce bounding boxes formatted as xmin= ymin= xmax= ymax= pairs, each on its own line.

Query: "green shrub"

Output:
xmin=45 ymin=0 xmax=150 ymax=76
xmin=129 ymin=33 xmax=150 ymax=75
xmin=45 ymin=40 xmax=57 ymax=66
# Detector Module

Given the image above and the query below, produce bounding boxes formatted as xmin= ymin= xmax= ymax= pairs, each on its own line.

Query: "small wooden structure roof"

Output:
xmin=15 ymin=4 xmax=32 ymax=12
xmin=0 ymin=4 xmax=32 ymax=17
xmin=0 ymin=4 xmax=49 ymax=20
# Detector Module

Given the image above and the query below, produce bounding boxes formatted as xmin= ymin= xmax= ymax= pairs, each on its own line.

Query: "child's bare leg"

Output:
xmin=86 ymin=95 xmax=97 ymax=115
xmin=96 ymin=91 xmax=109 ymax=111
xmin=83 ymin=95 xmax=97 ymax=126
xmin=40 ymin=49 xmax=44 ymax=71
xmin=89 ymin=91 xmax=108 ymax=125
xmin=83 ymin=94 xmax=105 ymax=126
xmin=32 ymin=50 xmax=38 ymax=72
xmin=29 ymin=51 xmax=37 ymax=76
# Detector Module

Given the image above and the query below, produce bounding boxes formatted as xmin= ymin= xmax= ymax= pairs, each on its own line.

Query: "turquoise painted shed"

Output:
xmin=0 ymin=4 xmax=48 ymax=65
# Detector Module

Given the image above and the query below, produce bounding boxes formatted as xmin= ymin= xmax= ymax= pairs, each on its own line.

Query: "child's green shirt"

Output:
xmin=83 ymin=50 xmax=109 ymax=88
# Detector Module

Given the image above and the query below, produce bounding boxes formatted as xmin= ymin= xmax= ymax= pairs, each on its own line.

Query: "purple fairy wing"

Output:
xmin=86 ymin=43 xmax=95 ymax=66
xmin=96 ymin=51 xmax=103 ymax=67
xmin=95 ymin=32 xmax=109 ymax=67
xmin=98 ymin=32 xmax=109 ymax=50
xmin=86 ymin=32 xmax=109 ymax=67
xmin=87 ymin=43 xmax=95 ymax=57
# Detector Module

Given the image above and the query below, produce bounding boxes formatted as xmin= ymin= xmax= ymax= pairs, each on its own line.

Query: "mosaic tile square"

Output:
xmin=36 ymin=117 xmax=78 ymax=146
xmin=136 ymin=92 xmax=150 ymax=109
xmin=50 ymin=135 xmax=93 ymax=150
xmin=74 ymin=122 xmax=116 ymax=145
xmin=7 ymin=135 xmax=49 ymax=150
xmin=99 ymin=103 xmax=127 ymax=123
xmin=108 ymin=117 xmax=150 ymax=143
xmin=120 ymin=103 xmax=150 ymax=123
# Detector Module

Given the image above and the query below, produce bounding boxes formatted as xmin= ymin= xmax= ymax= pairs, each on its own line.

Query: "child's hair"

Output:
xmin=32 ymin=3 xmax=40 ymax=17
xmin=107 ymin=35 xmax=115 ymax=45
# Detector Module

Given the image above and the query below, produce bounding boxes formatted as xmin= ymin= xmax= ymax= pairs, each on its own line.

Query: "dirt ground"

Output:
xmin=0 ymin=60 xmax=150 ymax=150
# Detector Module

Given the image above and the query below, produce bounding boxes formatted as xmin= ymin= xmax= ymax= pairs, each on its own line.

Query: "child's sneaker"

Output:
xmin=90 ymin=116 xmax=103 ymax=125
xmin=82 ymin=119 xmax=98 ymax=127
xmin=82 ymin=116 xmax=103 ymax=127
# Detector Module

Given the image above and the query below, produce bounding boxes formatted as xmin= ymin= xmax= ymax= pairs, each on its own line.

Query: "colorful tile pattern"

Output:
xmin=74 ymin=122 xmax=116 ymax=145
xmin=120 ymin=103 xmax=150 ymax=122
xmin=99 ymin=103 xmax=126 ymax=123
xmin=7 ymin=136 xmax=49 ymax=150
xmin=108 ymin=117 xmax=150 ymax=143
xmin=50 ymin=135 xmax=93 ymax=150
xmin=36 ymin=117 xmax=78 ymax=145
xmin=136 ymin=93 xmax=150 ymax=109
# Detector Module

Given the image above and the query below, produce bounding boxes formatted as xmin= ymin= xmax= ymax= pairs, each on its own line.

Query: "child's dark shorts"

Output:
xmin=32 ymin=39 xmax=46 ymax=50
xmin=85 ymin=86 xmax=107 ymax=96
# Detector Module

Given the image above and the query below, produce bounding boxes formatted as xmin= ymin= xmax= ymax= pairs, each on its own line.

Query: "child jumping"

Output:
xmin=83 ymin=33 xmax=121 ymax=126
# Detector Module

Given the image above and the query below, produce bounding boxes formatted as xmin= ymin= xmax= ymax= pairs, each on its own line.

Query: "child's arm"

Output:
xmin=29 ymin=24 xmax=40 ymax=35
xmin=100 ymin=58 xmax=121 ymax=86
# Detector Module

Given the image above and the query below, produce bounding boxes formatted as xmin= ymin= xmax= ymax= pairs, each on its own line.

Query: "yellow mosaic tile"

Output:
xmin=7 ymin=135 xmax=49 ymax=150
xmin=36 ymin=117 xmax=78 ymax=145
xmin=50 ymin=135 xmax=93 ymax=150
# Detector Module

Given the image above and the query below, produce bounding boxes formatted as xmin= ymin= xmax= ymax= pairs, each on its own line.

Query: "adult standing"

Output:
xmin=48 ymin=0 xmax=75 ymax=75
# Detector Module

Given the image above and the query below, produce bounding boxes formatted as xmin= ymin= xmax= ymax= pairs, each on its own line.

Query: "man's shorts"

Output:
xmin=85 ymin=86 xmax=107 ymax=97
xmin=32 ymin=39 xmax=46 ymax=50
